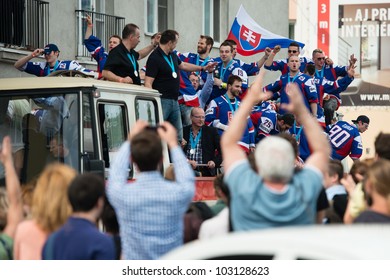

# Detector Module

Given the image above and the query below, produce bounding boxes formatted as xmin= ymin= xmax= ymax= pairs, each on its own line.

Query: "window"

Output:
xmin=204 ymin=0 xmax=220 ymax=42
xmin=98 ymin=103 xmax=128 ymax=168
xmin=0 ymin=92 xmax=80 ymax=183
xmin=135 ymin=98 xmax=159 ymax=125
xmin=145 ymin=0 xmax=169 ymax=34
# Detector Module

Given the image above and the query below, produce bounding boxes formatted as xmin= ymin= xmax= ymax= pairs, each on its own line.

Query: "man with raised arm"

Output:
xmin=221 ymin=70 xmax=330 ymax=231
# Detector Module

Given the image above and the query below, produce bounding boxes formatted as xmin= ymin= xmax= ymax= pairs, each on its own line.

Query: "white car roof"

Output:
xmin=162 ymin=225 xmax=390 ymax=260
xmin=0 ymin=77 xmax=160 ymax=96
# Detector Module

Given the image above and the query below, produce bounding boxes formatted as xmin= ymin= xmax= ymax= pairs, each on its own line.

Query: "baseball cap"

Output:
xmin=352 ymin=115 xmax=370 ymax=124
xmin=43 ymin=44 xmax=59 ymax=54
xmin=278 ymin=113 xmax=295 ymax=127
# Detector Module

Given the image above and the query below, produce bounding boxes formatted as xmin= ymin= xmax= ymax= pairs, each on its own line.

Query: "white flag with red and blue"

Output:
xmin=227 ymin=5 xmax=305 ymax=56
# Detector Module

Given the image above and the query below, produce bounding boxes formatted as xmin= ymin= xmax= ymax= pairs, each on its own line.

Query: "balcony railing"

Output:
xmin=0 ymin=0 xmax=49 ymax=50
xmin=76 ymin=10 xmax=125 ymax=59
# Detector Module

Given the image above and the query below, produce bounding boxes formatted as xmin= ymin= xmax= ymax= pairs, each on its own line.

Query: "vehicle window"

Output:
xmin=135 ymin=98 xmax=158 ymax=124
xmin=0 ymin=93 xmax=79 ymax=184
xmin=98 ymin=103 xmax=127 ymax=168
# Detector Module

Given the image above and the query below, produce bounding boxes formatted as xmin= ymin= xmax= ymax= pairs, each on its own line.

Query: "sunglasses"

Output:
xmin=288 ymin=50 xmax=298 ymax=53
xmin=317 ymin=57 xmax=326 ymax=61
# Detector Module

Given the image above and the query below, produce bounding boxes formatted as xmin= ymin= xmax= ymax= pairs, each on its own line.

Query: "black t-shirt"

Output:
xmin=145 ymin=47 xmax=182 ymax=99
xmin=103 ymin=43 xmax=141 ymax=85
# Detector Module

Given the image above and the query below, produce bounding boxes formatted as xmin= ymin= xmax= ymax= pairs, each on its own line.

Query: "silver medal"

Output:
xmin=190 ymin=149 xmax=195 ymax=154
xmin=134 ymin=70 xmax=138 ymax=77
xmin=172 ymin=72 xmax=177 ymax=78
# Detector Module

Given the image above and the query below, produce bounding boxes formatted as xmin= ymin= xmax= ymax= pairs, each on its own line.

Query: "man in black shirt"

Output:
xmin=103 ymin=23 xmax=159 ymax=85
xmin=144 ymin=29 xmax=216 ymax=141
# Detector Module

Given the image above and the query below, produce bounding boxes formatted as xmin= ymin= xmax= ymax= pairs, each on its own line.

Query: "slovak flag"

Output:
xmin=227 ymin=5 xmax=305 ymax=56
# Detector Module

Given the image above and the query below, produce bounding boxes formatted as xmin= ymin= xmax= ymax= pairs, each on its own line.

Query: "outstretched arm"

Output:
xmin=0 ymin=136 xmax=23 ymax=239
xmin=14 ymin=48 xmax=43 ymax=70
xmin=282 ymin=83 xmax=331 ymax=175
xmin=221 ymin=69 xmax=273 ymax=172
xmin=84 ymin=13 xmax=93 ymax=40
xmin=264 ymin=45 xmax=280 ymax=67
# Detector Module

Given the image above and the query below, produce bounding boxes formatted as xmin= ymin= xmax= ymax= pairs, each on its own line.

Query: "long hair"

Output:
xmin=366 ymin=159 xmax=390 ymax=212
xmin=31 ymin=163 xmax=76 ymax=233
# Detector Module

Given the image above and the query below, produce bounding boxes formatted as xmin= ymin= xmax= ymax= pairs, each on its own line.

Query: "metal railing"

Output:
xmin=75 ymin=10 xmax=125 ymax=59
xmin=0 ymin=0 xmax=49 ymax=50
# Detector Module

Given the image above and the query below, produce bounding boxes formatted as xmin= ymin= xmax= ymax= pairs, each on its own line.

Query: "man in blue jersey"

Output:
xmin=264 ymin=55 xmax=318 ymax=117
xmin=264 ymin=41 xmax=312 ymax=74
xmin=14 ymin=43 xmax=96 ymax=77
xmin=83 ymin=13 xmax=122 ymax=79
xmin=205 ymin=75 xmax=257 ymax=154
xmin=326 ymin=115 xmax=369 ymax=161
xmin=210 ymin=41 xmax=248 ymax=103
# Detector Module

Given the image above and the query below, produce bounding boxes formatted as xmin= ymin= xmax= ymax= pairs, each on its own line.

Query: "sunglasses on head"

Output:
xmin=288 ymin=50 xmax=298 ymax=53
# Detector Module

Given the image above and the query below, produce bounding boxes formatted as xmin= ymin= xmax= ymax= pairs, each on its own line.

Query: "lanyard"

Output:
xmin=315 ymin=65 xmax=324 ymax=79
xmin=220 ymin=60 xmax=234 ymax=80
xmin=224 ymin=93 xmax=238 ymax=115
xmin=163 ymin=54 xmax=176 ymax=75
xmin=293 ymin=120 xmax=303 ymax=143
xmin=45 ymin=60 xmax=59 ymax=76
xmin=195 ymin=55 xmax=209 ymax=75
xmin=190 ymin=128 xmax=202 ymax=150
xmin=288 ymin=72 xmax=299 ymax=83
xmin=126 ymin=53 xmax=138 ymax=76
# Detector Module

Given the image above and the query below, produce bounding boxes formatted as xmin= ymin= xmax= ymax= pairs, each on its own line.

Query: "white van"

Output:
xmin=0 ymin=76 xmax=169 ymax=183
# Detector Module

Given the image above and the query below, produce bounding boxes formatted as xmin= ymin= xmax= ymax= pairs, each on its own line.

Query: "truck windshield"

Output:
xmin=0 ymin=93 xmax=80 ymax=185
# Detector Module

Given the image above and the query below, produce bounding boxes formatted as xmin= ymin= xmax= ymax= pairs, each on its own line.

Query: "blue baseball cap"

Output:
xmin=43 ymin=44 xmax=59 ymax=54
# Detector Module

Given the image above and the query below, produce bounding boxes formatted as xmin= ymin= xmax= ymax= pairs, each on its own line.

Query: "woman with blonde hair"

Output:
xmin=354 ymin=159 xmax=390 ymax=223
xmin=13 ymin=163 xmax=76 ymax=259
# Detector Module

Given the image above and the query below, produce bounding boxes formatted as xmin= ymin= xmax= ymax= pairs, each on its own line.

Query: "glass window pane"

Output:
xmin=204 ymin=0 xmax=211 ymax=35
xmin=147 ymin=0 xmax=156 ymax=33
xmin=135 ymin=99 xmax=158 ymax=125
xmin=158 ymin=0 xmax=168 ymax=31
xmin=213 ymin=0 xmax=220 ymax=41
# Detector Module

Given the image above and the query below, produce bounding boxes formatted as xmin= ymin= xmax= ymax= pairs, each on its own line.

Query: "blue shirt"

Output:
xmin=107 ymin=143 xmax=194 ymax=260
xmin=225 ymin=160 xmax=322 ymax=231
xmin=42 ymin=217 xmax=116 ymax=260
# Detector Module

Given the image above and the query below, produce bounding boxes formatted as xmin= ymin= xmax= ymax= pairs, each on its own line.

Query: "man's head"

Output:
xmin=190 ymin=107 xmax=205 ymax=128
xmin=312 ymin=49 xmax=326 ymax=69
xmin=288 ymin=55 xmax=301 ymax=74
xmin=226 ymin=75 xmax=242 ymax=97
xmin=189 ymin=72 xmax=200 ymax=90
xmin=255 ymin=136 xmax=295 ymax=184
xmin=304 ymin=64 xmax=316 ymax=77
xmin=276 ymin=113 xmax=294 ymax=132
xmin=122 ymin=23 xmax=140 ymax=49
xmin=131 ymin=129 xmax=163 ymax=171
xmin=352 ymin=115 xmax=369 ymax=133
xmin=197 ymin=35 xmax=214 ymax=55
xmin=223 ymin=39 xmax=237 ymax=57
xmin=108 ymin=35 xmax=122 ymax=51
xmin=219 ymin=41 xmax=234 ymax=63
xmin=324 ymin=159 xmax=344 ymax=188
xmin=43 ymin=44 xmax=60 ymax=63
xmin=67 ymin=173 xmax=105 ymax=215
xmin=213 ymin=174 xmax=230 ymax=204
xmin=287 ymin=42 xmax=300 ymax=57
xmin=160 ymin=29 xmax=179 ymax=52
xmin=375 ymin=132 xmax=390 ymax=160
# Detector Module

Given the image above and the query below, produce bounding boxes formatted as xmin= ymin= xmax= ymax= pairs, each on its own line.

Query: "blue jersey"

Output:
xmin=84 ymin=35 xmax=108 ymax=78
xmin=313 ymin=75 xmax=353 ymax=107
xmin=264 ymin=72 xmax=318 ymax=115
xmin=205 ymin=94 xmax=254 ymax=152
xmin=314 ymin=64 xmax=348 ymax=82
xmin=213 ymin=56 xmax=259 ymax=76
xmin=178 ymin=51 xmax=213 ymax=85
xmin=19 ymin=60 xmax=95 ymax=77
xmin=264 ymin=57 xmax=312 ymax=74
xmin=209 ymin=60 xmax=248 ymax=103
xmin=326 ymin=121 xmax=363 ymax=161
xmin=288 ymin=124 xmax=311 ymax=162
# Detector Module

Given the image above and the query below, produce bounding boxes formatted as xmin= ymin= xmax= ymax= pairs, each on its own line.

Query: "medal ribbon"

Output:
xmin=315 ymin=65 xmax=324 ymax=79
xmin=224 ymin=94 xmax=238 ymax=115
xmin=126 ymin=53 xmax=138 ymax=76
xmin=288 ymin=72 xmax=299 ymax=83
xmin=293 ymin=120 xmax=303 ymax=143
xmin=219 ymin=59 xmax=234 ymax=81
xmin=45 ymin=60 xmax=59 ymax=76
xmin=195 ymin=55 xmax=210 ymax=75
xmin=190 ymin=128 xmax=202 ymax=151
xmin=163 ymin=54 xmax=176 ymax=76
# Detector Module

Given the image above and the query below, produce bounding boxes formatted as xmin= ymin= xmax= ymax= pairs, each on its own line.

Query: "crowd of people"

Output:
xmin=1 ymin=17 xmax=389 ymax=260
